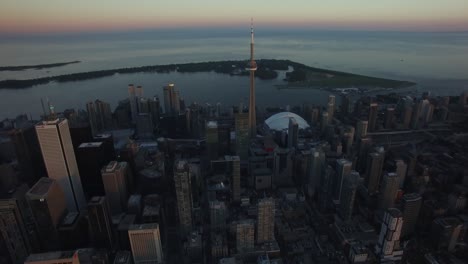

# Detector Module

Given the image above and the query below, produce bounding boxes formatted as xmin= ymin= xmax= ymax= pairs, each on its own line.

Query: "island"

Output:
xmin=0 ymin=61 xmax=81 ymax=71
xmin=0 ymin=59 xmax=415 ymax=89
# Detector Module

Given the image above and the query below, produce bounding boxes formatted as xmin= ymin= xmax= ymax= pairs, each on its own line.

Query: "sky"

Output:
xmin=1 ymin=0 xmax=468 ymax=34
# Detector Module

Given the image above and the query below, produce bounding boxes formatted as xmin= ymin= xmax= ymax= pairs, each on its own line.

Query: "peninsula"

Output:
xmin=0 ymin=59 xmax=415 ymax=89
xmin=0 ymin=61 xmax=81 ymax=71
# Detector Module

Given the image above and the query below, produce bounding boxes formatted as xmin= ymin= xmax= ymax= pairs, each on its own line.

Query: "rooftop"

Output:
xmin=265 ymin=112 xmax=309 ymax=132
xmin=26 ymin=250 xmax=76 ymax=262
xmin=27 ymin=177 xmax=55 ymax=198
xmin=79 ymin=142 xmax=103 ymax=148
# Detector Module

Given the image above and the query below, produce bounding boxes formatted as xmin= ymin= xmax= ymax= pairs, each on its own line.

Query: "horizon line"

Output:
xmin=2 ymin=25 xmax=468 ymax=37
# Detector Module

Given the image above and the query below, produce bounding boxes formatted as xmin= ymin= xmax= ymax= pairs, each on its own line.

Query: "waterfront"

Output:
xmin=1 ymin=29 xmax=467 ymax=119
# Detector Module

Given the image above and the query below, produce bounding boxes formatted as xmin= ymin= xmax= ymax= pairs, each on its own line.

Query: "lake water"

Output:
xmin=0 ymin=29 xmax=467 ymax=119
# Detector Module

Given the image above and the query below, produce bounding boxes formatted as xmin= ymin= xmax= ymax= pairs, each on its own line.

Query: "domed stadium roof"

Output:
xmin=264 ymin=112 xmax=310 ymax=131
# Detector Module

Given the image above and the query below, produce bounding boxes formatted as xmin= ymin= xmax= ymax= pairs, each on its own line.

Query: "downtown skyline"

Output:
xmin=1 ymin=0 xmax=468 ymax=34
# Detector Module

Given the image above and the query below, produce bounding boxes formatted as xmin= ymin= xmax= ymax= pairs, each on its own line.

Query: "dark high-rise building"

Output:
xmin=57 ymin=212 xmax=88 ymax=250
xmin=101 ymin=161 xmax=129 ymax=215
xmin=76 ymin=142 xmax=113 ymax=198
xmin=149 ymin=96 xmax=161 ymax=129
xmin=174 ymin=160 xmax=193 ymax=236
xmin=228 ymin=156 xmax=241 ymax=202
xmin=9 ymin=124 xmax=46 ymax=185
xmin=87 ymin=99 xmax=113 ymax=134
xmin=0 ymin=197 xmax=33 ymax=263
xmin=235 ymin=112 xmax=249 ymax=160
xmin=88 ymin=196 xmax=115 ymax=249
xmin=93 ymin=133 xmax=116 ymax=160
xmin=128 ymin=84 xmax=138 ymax=123
xmin=247 ymin=21 xmax=257 ymax=138
xmin=341 ymin=94 xmax=351 ymax=115
xmin=209 ymin=200 xmax=227 ymax=230
xmin=401 ymin=193 xmax=422 ymax=238
xmin=236 ymin=219 xmax=255 ymax=253
xmin=379 ymin=172 xmax=399 ymax=209
xmin=163 ymin=83 xmax=180 ymax=115
xmin=308 ymin=147 xmax=326 ymax=197
xmin=327 ymin=95 xmax=336 ymax=124
xmin=339 ymin=171 xmax=360 ymax=221
xmin=384 ymin=107 xmax=395 ymax=129
xmin=368 ymin=103 xmax=378 ymax=132
xmin=287 ymin=117 xmax=298 ymax=148
xmin=86 ymin=101 xmax=98 ymax=135
xmin=256 ymin=197 xmax=275 ymax=244
xmin=26 ymin=177 xmax=67 ymax=251
xmin=356 ymin=120 xmax=368 ymax=139
xmin=431 ymin=217 xmax=462 ymax=252
xmin=365 ymin=148 xmax=385 ymax=195
xmin=333 ymin=159 xmax=352 ymax=202
xmin=35 ymin=118 xmax=86 ymax=212
xmin=394 ymin=159 xmax=407 ymax=188
xmin=320 ymin=111 xmax=329 ymax=132
xmin=136 ymin=113 xmax=153 ymax=139
xmin=206 ymin=121 xmax=219 ymax=160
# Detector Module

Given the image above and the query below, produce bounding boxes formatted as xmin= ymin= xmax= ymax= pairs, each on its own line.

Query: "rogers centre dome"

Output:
xmin=264 ymin=112 xmax=310 ymax=132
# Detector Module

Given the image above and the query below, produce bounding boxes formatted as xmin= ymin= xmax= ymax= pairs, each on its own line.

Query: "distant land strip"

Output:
xmin=0 ymin=61 xmax=81 ymax=71
xmin=0 ymin=59 xmax=416 ymax=89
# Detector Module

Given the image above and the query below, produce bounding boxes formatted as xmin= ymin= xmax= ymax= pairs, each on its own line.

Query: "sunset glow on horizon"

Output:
xmin=1 ymin=0 xmax=468 ymax=34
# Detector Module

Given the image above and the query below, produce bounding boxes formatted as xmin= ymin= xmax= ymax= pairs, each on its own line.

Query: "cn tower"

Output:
xmin=247 ymin=19 xmax=257 ymax=138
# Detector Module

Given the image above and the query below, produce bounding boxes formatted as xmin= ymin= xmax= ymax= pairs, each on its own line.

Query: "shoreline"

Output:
xmin=0 ymin=59 xmax=415 ymax=90
xmin=0 ymin=61 xmax=81 ymax=71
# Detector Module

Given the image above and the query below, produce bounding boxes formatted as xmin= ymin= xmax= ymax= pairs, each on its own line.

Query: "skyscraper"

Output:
xmin=384 ymin=107 xmax=395 ymax=129
xmin=339 ymin=171 xmax=360 ymax=221
xmin=236 ymin=219 xmax=255 ymax=253
xmin=87 ymin=196 xmax=115 ymax=249
xmin=35 ymin=118 xmax=86 ymax=212
xmin=394 ymin=159 xmax=407 ymax=188
xmin=401 ymin=193 xmax=422 ymax=238
xmin=76 ymin=142 xmax=113 ymax=198
xmin=206 ymin=121 xmax=219 ymax=160
xmin=288 ymin=117 xmax=298 ymax=148
xmin=101 ymin=161 xmax=129 ymax=214
xmin=128 ymin=84 xmax=137 ymax=123
xmin=321 ymin=112 xmax=329 ymax=132
xmin=368 ymin=103 xmax=378 ymax=132
xmin=163 ymin=83 xmax=180 ymax=115
xmin=327 ymin=95 xmax=335 ymax=123
xmin=256 ymin=197 xmax=275 ymax=244
xmin=26 ymin=177 xmax=67 ymax=251
xmin=356 ymin=120 xmax=368 ymax=139
xmin=379 ymin=172 xmax=399 ymax=209
xmin=226 ymin=155 xmax=241 ymax=202
xmin=94 ymin=99 xmax=113 ymax=131
xmin=209 ymin=200 xmax=227 ymax=230
xmin=135 ymin=113 xmax=153 ymax=139
xmin=375 ymin=208 xmax=404 ymax=262
xmin=128 ymin=224 xmax=163 ymax=264
xmin=0 ymin=198 xmax=32 ymax=264
xmin=333 ymin=159 xmax=352 ymax=202
xmin=9 ymin=124 xmax=46 ymax=185
xmin=235 ymin=112 xmax=249 ymax=160
xmin=341 ymin=94 xmax=350 ymax=115
xmin=174 ymin=160 xmax=193 ymax=236
xmin=247 ymin=20 xmax=257 ymax=137
xmin=308 ymin=147 xmax=326 ymax=196
xmin=365 ymin=149 xmax=385 ymax=195
xmin=86 ymin=101 xmax=98 ymax=135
